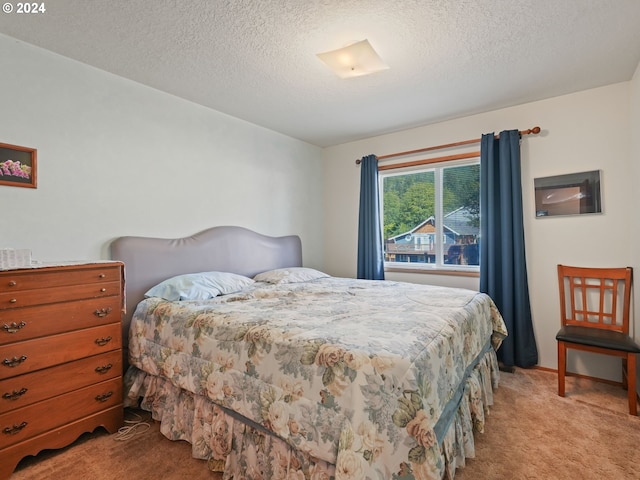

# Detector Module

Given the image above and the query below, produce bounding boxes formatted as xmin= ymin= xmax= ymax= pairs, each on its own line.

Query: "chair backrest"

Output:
xmin=557 ymin=265 xmax=632 ymax=333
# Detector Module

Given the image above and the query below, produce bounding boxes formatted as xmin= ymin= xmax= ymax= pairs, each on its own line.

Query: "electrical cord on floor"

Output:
xmin=114 ymin=409 xmax=151 ymax=441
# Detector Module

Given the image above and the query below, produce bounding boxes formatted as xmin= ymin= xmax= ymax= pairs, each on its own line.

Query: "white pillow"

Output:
xmin=145 ymin=271 xmax=255 ymax=301
xmin=253 ymin=267 xmax=329 ymax=284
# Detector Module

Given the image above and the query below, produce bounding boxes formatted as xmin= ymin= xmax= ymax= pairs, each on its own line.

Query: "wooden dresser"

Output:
xmin=0 ymin=262 xmax=124 ymax=479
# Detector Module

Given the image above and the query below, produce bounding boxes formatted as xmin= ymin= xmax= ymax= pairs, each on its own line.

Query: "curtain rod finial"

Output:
xmin=530 ymin=126 xmax=541 ymax=134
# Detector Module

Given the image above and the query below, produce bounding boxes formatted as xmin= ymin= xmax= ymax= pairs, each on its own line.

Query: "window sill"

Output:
xmin=384 ymin=266 xmax=479 ymax=278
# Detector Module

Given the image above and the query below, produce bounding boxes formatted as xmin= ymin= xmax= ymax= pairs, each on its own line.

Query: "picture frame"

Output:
xmin=0 ymin=142 xmax=37 ymax=189
xmin=534 ymin=170 xmax=601 ymax=218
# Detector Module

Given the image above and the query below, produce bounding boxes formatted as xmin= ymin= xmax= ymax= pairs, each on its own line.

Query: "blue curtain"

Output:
xmin=480 ymin=130 xmax=538 ymax=368
xmin=357 ymin=154 xmax=385 ymax=280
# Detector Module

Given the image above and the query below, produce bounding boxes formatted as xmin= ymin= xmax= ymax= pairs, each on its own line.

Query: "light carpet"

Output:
xmin=11 ymin=368 xmax=640 ymax=479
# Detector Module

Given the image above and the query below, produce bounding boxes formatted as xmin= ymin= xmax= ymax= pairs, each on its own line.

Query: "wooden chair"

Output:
xmin=556 ymin=265 xmax=640 ymax=415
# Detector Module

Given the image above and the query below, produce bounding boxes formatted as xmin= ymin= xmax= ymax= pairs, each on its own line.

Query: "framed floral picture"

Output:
xmin=0 ymin=142 xmax=37 ymax=188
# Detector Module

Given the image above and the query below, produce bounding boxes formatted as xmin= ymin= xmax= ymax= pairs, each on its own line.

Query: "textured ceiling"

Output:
xmin=1 ymin=0 xmax=640 ymax=147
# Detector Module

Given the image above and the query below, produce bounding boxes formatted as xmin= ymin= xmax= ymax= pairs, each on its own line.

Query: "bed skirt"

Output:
xmin=124 ymin=348 xmax=499 ymax=480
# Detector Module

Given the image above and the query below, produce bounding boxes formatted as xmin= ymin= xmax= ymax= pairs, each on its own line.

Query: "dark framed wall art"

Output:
xmin=534 ymin=170 xmax=601 ymax=217
xmin=0 ymin=142 xmax=37 ymax=189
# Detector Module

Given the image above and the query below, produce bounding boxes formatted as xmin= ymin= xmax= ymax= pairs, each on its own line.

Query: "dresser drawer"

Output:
xmin=0 ymin=323 xmax=121 ymax=380
xmin=0 ymin=350 xmax=121 ymax=414
xmin=0 ymin=376 xmax=122 ymax=449
xmin=0 ymin=265 xmax=122 ymax=293
xmin=0 ymin=281 xmax=121 ymax=310
xmin=0 ymin=296 xmax=122 ymax=345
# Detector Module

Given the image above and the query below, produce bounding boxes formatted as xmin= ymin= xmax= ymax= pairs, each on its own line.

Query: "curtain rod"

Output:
xmin=355 ymin=126 xmax=541 ymax=165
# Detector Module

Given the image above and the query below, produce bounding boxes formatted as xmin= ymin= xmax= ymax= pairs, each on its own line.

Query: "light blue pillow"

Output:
xmin=145 ymin=271 xmax=255 ymax=301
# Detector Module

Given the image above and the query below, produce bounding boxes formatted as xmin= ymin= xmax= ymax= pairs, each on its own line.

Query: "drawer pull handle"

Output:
xmin=9 ymin=298 xmax=17 ymax=304
xmin=95 ymin=391 xmax=113 ymax=402
xmin=94 ymin=307 xmax=112 ymax=318
xmin=95 ymin=363 xmax=113 ymax=374
xmin=100 ymin=288 xmax=107 ymax=293
xmin=95 ymin=336 xmax=112 ymax=346
xmin=3 ymin=421 xmax=27 ymax=435
xmin=2 ymin=355 xmax=27 ymax=368
xmin=8 ymin=281 xmax=16 ymax=287
xmin=99 ymin=273 xmax=106 ymax=278
xmin=2 ymin=387 xmax=28 ymax=401
xmin=2 ymin=321 xmax=27 ymax=334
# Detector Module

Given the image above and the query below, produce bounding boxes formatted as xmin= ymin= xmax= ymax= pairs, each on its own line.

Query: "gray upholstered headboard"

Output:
xmin=110 ymin=226 xmax=302 ymax=365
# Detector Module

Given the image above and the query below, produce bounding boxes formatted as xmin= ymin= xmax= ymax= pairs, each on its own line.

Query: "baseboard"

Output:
xmin=528 ymin=365 xmax=640 ymax=403
xmin=532 ymin=365 xmax=622 ymax=386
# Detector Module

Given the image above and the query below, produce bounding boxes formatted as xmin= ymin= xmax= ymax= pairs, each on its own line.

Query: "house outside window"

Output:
xmin=380 ymin=159 xmax=480 ymax=271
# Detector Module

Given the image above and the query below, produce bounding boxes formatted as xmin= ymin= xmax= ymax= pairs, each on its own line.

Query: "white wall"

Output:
xmin=630 ymin=62 xmax=640 ymax=391
xmin=323 ymin=82 xmax=634 ymax=380
xmin=0 ymin=35 xmax=324 ymax=268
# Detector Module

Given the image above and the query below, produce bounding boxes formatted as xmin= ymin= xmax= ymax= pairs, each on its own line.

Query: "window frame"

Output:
xmin=379 ymin=156 xmax=481 ymax=274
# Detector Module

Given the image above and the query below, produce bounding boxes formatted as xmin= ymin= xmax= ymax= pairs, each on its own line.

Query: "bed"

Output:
xmin=111 ymin=226 xmax=507 ymax=480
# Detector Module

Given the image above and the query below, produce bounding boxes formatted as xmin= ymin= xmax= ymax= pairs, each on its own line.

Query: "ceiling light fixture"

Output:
xmin=317 ymin=39 xmax=389 ymax=79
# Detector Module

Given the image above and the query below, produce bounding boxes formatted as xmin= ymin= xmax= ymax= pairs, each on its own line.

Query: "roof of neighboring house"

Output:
xmin=388 ymin=207 xmax=478 ymax=242
xmin=443 ymin=207 xmax=479 ymax=236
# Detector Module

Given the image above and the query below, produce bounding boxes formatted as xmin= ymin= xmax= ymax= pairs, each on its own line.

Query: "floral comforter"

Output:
xmin=125 ymin=277 xmax=507 ymax=479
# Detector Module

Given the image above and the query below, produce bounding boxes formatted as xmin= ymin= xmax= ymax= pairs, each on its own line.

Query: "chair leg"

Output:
xmin=627 ymin=353 xmax=637 ymax=416
xmin=622 ymin=357 xmax=628 ymax=389
xmin=557 ymin=342 xmax=566 ymax=397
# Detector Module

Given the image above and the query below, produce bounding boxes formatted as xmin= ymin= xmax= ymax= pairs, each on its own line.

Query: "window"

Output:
xmin=380 ymin=159 xmax=480 ymax=271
